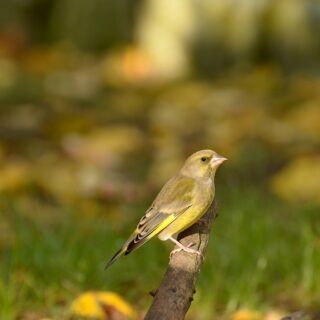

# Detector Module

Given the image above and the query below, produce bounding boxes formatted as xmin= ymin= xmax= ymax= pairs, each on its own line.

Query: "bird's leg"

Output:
xmin=168 ymin=236 xmax=202 ymax=258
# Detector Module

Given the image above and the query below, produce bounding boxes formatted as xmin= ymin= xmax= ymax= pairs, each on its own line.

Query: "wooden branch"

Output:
xmin=145 ymin=201 xmax=218 ymax=320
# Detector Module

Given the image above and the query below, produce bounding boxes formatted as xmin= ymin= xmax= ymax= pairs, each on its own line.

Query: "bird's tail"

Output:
xmin=104 ymin=246 xmax=127 ymax=270
xmin=105 ymin=222 xmax=161 ymax=271
xmin=104 ymin=231 xmax=150 ymax=270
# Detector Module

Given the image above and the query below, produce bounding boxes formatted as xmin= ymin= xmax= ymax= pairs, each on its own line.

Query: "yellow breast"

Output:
xmin=158 ymin=180 xmax=214 ymax=241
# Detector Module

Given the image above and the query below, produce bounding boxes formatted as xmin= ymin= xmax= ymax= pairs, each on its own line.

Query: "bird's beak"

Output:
xmin=210 ymin=154 xmax=227 ymax=166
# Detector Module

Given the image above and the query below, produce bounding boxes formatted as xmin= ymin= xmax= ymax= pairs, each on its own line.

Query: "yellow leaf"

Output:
xmin=264 ymin=310 xmax=286 ymax=320
xmin=0 ymin=162 xmax=30 ymax=192
xmin=232 ymin=309 xmax=262 ymax=320
xmin=70 ymin=291 xmax=136 ymax=320
xmin=102 ymin=46 xmax=155 ymax=85
xmin=270 ymin=156 xmax=320 ymax=204
xmin=95 ymin=292 xmax=136 ymax=318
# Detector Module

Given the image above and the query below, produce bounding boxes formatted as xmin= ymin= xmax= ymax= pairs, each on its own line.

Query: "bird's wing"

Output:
xmin=125 ymin=174 xmax=195 ymax=253
xmin=105 ymin=174 xmax=194 ymax=270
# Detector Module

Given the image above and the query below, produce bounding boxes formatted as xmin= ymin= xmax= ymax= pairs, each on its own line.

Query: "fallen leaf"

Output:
xmin=264 ymin=310 xmax=286 ymax=320
xmin=70 ymin=291 xmax=136 ymax=320
xmin=270 ymin=155 xmax=320 ymax=204
xmin=0 ymin=161 xmax=30 ymax=192
xmin=232 ymin=309 xmax=263 ymax=320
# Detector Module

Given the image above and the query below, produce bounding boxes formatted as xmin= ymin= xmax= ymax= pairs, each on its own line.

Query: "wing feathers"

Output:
xmin=105 ymin=174 xmax=195 ymax=269
xmin=125 ymin=212 xmax=175 ymax=254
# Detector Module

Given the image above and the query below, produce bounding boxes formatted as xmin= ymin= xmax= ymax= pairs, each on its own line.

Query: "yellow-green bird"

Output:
xmin=105 ymin=149 xmax=227 ymax=269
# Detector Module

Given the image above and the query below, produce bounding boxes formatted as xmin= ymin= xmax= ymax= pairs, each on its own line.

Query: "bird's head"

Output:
xmin=180 ymin=149 xmax=227 ymax=179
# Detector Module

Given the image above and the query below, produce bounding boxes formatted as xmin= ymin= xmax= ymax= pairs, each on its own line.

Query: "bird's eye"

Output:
xmin=201 ymin=157 xmax=208 ymax=162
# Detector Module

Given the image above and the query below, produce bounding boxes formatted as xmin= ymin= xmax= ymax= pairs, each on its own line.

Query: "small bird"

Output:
xmin=105 ymin=149 xmax=227 ymax=270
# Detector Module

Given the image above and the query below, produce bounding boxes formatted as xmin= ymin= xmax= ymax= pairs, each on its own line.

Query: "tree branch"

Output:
xmin=145 ymin=201 xmax=218 ymax=320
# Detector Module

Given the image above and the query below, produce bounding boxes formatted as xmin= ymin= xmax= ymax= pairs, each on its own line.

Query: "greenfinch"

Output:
xmin=105 ymin=149 xmax=226 ymax=269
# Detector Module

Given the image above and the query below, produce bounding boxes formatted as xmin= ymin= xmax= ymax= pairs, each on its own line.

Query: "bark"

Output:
xmin=145 ymin=201 xmax=218 ymax=320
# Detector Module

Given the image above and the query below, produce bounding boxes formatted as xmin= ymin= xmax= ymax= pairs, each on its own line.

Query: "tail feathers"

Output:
xmin=104 ymin=236 xmax=150 ymax=270
xmin=125 ymin=237 xmax=149 ymax=255
xmin=104 ymin=247 xmax=126 ymax=270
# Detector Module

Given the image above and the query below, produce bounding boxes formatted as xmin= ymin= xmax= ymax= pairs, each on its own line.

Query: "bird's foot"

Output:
xmin=170 ymin=242 xmax=202 ymax=259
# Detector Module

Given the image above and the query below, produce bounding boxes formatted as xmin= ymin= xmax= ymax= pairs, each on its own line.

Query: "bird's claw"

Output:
xmin=186 ymin=242 xmax=196 ymax=248
xmin=170 ymin=242 xmax=203 ymax=259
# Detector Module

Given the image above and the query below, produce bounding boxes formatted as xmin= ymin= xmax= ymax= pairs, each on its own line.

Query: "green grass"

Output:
xmin=196 ymin=186 xmax=320 ymax=318
xmin=0 ymin=185 xmax=319 ymax=319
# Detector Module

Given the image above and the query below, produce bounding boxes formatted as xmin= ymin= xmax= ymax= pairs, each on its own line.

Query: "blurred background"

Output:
xmin=0 ymin=0 xmax=320 ymax=319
